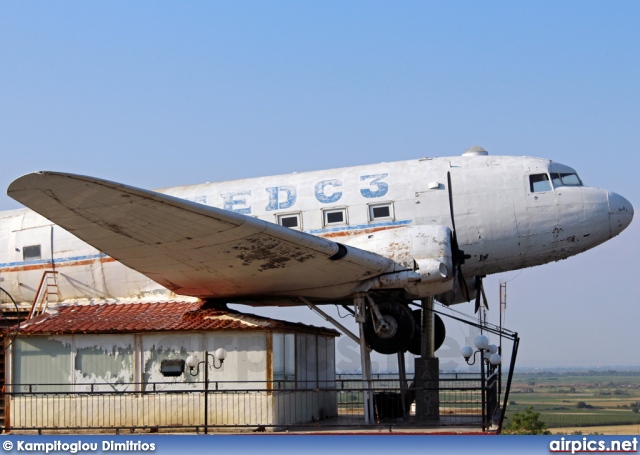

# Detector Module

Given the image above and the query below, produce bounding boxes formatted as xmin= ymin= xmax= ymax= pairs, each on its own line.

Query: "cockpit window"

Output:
xmin=529 ymin=174 xmax=552 ymax=193
xmin=550 ymin=173 xmax=583 ymax=188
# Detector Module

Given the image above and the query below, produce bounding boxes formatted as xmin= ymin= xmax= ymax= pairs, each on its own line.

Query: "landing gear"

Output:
xmin=363 ymin=301 xmax=415 ymax=354
xmin=407 ymin=310 xmax=446 ymax=356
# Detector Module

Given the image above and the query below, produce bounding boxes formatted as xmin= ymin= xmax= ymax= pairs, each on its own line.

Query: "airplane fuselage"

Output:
xmin=0 ymin=152 xmax=633 ymax=306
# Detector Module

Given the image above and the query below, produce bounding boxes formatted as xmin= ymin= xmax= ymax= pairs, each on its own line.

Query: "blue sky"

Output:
xmin=1 ymin=1 xmax=638 ymax=368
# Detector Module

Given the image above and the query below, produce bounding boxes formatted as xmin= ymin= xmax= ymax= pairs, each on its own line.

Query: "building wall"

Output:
xmin=10 ymin=389 xmax=338 ymax=429
xmin=139 ymin=331 xmax=268 ymax=389
xmin=11 ymin=331 xmax=269 ymax=392
xmin=11 ymin=393 xmax=275 ymax=428
xmin=9 ymin=329 xmax=338 ymax=429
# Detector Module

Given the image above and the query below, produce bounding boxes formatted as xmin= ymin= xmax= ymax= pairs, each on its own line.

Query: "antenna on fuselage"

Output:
xmin=462 ymin=146 xmax=489 ymax=156
xmin=474 ymin=276 xmax=489 ymax=314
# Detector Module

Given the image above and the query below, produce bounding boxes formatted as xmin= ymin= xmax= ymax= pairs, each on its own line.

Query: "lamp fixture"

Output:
xmin=186 ymin=348 xmax=227 ymax=376
xmin=461 ymin=335 xmax=501 ymax=366
xmin=184 ymin=348 xmax=228 ymax=435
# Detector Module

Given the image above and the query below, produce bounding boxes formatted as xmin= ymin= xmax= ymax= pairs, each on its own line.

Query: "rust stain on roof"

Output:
xmin=18 ymin=301 xmax=339 ymax=336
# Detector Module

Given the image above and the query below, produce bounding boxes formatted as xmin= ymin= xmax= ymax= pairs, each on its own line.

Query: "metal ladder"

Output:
xmin=28 ymin=271 xmax=59 ymax=319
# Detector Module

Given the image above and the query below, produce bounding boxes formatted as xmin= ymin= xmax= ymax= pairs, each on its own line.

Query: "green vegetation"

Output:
xmin=503 ymin=370 xmax=640 ymax=429
xmin=502 ymin=406 xmax=551 ymax=434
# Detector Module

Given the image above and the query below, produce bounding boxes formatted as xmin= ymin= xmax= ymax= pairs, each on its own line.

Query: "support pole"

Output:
xmin=397 ymin=351 xmax=407 ymax=417
xmin=301 ymin=298 xmax=361 ymax=345
xmin=481 ymin=349 xmax=486 ymax=431
xmin=204 ymin=350 xmax=209 ymax=434
xmin=421 ymin=297 xmax=435 ymax=358
xmin=415 ymin=296 xmax=440 ymax=421
xmin=354 ymin=293 xmax=374 ymax=424
xmin=497 ymin=334 xmax=519 ymax=434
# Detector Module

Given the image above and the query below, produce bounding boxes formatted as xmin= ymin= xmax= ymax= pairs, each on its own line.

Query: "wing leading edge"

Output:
xmin=8 ymin=172 xmax=403 ymax=301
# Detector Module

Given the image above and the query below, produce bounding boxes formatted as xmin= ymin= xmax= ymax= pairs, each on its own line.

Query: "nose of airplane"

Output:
xmin=608 ymin=191 xmax=634 ymax=237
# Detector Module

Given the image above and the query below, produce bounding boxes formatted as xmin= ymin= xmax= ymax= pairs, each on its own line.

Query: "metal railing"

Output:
xmin=4 ymin=375 xmax=500 ymax=433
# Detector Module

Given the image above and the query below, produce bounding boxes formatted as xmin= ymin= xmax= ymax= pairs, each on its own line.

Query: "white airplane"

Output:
xmin=2 ymin=147 xmax=634 ymax=354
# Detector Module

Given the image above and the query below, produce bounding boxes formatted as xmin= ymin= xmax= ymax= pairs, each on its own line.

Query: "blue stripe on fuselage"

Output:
xmin=1 ymin=221 xmax=412 ymax=269
xmin=0 ymin=253 xmax=108 ymax=269
xmin=306 ymin=219 xmax=412 ymax=235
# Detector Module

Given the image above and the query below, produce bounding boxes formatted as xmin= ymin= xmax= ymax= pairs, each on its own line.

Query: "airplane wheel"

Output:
xmin=364 ymin=302 xmax=415 ymax=355
xmin=407 ymin=310 xmax=446 ymax=356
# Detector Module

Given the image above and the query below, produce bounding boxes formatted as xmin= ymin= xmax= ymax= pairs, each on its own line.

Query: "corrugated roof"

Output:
xmin=18 ymin=301 xmax=339 ymax=336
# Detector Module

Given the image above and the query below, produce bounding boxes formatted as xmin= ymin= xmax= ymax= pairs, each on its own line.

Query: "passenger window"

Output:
xmin=23 ymin=245 xmax=42 ymax=261
xmin=323 ymin=208 xmax=347 ymax=226
xmin=368 ymin=202 xmax=394 ymax=221
xmin=184 ymin=195 xmax=207 ymax=205
xmin=529 ymin=174 xmax=551 ymax=193
xmin=277 ymin=213 xmax=301 ymax=230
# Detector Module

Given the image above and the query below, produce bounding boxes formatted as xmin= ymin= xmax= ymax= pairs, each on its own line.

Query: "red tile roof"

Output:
xmin=18 ymin=301 xmax=339 ymax=336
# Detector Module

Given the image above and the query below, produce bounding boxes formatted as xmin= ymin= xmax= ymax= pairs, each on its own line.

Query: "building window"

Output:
xmin=277 ymin=213 xmax=302 ymax=230
xmin=317 ymin=336 xmax=336 ymax=388
xmin=368 ymin=202 xmax=394 ymax=221
xmin=13 ymin=335 xmax=135 ymax=393
xmin=13 ymin=337 xmax=72 ymax=393
xmin=323 ymin=208 xmax=347 ymax=226
xmin=294 ymin=334 xmax=318 ymax=389
xmin=74 ymin=335 xmax=134 ymax=391
xmin=273 ymin=333 xmax=295 ymax=388
xmin=23 ymin=245 xmax=41 ymax=261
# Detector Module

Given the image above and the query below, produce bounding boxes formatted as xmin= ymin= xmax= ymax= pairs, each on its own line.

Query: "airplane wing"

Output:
xmin=8 ymin=172 xmax=402 ymax=301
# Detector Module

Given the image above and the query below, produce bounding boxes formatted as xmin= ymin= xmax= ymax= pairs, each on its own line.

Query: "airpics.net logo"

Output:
xmin=549 ymin=437 xmax=638 ymax=454
xmin=2 ymin=440 xmax=156 ymax=453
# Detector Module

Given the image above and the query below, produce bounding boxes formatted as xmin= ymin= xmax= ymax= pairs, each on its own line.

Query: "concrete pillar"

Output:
xmin=415 ymin=296 xmax=440 ymax=421
xmin=421 ymin=297 xmax=435 ymax=358
xmin=415 ymin=357 xmax=440 ymax=421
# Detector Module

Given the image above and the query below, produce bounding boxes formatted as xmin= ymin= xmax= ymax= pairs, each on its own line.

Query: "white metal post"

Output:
xmin=354 ymin=293 xmax=374 ymax=424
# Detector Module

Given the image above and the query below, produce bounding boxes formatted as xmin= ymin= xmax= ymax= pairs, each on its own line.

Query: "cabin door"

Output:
xmin=13 ymin=221 xmax=54 ymax=304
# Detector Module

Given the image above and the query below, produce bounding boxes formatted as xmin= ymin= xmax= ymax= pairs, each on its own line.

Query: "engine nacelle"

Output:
xmin=346 ymin=225 xmax=455 ymax=297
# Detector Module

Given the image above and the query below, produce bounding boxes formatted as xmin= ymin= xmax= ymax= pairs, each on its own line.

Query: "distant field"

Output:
xmin=551 ymin=424 xmax=640 ymax=435
xmin=503 ymin=371 xmax=640 ymax=432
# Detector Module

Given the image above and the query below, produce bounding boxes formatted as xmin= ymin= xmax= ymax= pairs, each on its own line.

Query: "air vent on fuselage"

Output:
xmin=462 ymin=146 xmax=489 ymax=156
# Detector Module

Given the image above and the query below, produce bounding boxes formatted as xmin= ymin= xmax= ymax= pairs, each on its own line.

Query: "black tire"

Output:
xmin=407 ymin=310 xmax=446 ymax=356
xmin=364 ymin=302 xmax=415 ymax=355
